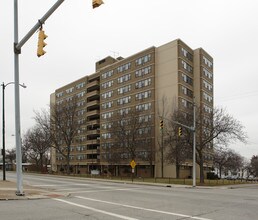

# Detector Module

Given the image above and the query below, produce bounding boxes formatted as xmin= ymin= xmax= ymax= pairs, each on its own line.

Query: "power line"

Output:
xmin=216 ymin=90 xmax=258 ymax=103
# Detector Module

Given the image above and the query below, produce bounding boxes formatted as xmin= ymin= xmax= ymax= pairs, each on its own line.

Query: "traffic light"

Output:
xmin=178 ymin=127 xmax=182 ymax=137
xmin=160 ymin=120 xmax=164 ymax=130
xmin=92 ymin=0 xmax=104 ymax=9
xmin=37 ymin=29 xmax=47 ymax=57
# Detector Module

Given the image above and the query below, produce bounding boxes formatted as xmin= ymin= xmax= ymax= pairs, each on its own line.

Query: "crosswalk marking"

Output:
xmin=53 ymin=198 xmax=139 ymax=220
xmin=76 ymin=196 xmax=213 ymax=220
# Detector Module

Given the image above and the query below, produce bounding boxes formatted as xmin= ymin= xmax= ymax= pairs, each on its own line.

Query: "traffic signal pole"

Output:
xmin=13 ymin=0 xmax=65 ymax=196
xmin=13 ymin=0 xmax=103 ymax=196
xmin=159 ymin=100 xmax=196 ymax=187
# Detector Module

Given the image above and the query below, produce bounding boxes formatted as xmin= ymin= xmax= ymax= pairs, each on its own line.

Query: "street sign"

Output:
xmin=130 ymin=160 xmax=136 ymax=169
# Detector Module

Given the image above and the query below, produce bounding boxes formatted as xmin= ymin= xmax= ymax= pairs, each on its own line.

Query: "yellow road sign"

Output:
xmin=130 ymin=160 xmax=136 ymax=169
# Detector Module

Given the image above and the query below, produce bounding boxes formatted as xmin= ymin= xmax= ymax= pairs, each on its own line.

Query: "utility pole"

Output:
xmin=2 ymin=83 xmax=6 ymax=181
xmin=192 ymin=101 xmax=196 ymax=187
xmin=159 ymin=118 xmax=164 ymax=178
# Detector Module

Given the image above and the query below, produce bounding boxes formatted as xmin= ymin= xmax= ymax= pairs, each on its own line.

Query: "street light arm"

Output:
xmin=1 ymin=82 xmax=27 ymax=89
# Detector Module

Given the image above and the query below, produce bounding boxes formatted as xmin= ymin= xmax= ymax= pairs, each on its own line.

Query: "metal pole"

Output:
xmin=2 ymin=84 xmax=6 ymax=181
xmin=193 ymin=101 xmax=196 ymax=187
xmin=14 ymin=0 xmax=24 ymax=196
xmin=161 ymin=128 xmax=164 ymax=178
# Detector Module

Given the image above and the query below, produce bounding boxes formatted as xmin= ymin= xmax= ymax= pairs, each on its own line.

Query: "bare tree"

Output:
xmin=195 ymin=107 xmax=247 ymax=183
xmin=5 ymin=148 xmax=16 ymax=168
xmin=157 ymin=96 xmax=172 ymax=178
xmin=191 ymin=107 xmax=247 ymax=183
xmin=165 ymin=110 xmax=192 ymax=178
xmin=213 ymin=147 xmax=243 ymax=178
xmin=166 ymin=106 xmax=247 ymax=183
xmin=250 ymin=155 xmax=258 ymax=176
xmin=213 ymin=147 xmax=229 ymax=178
xmin=103 ymin=108 xmax=155 ymax=176
xmin=22 ymin=125 xmax=51 ymax=172
xmin=34 ymin=96 xmax=82 ymax=175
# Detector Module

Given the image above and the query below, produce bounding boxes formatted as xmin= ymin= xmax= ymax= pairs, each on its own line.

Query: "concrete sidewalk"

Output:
xmin=0 ymin=180 xmax=68 ymax=200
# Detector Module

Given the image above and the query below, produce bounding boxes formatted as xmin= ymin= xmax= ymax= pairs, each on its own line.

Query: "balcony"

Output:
xmin=86 ymin=90 xmax=99 ymax=99
xmin=86 ymin=110 xmax=100 ymax=118
xmin=86 ymin=80 xmax=99 ymax=91
xmin=86 ymin=119 xmax=100 ymax=126
xmin=87 ymin=129 xmax=100 ymax=135
xmin=87 ymin=100 xmax=100 ymax=109
xmin=86 ymin=139 xmax=100 ymax=145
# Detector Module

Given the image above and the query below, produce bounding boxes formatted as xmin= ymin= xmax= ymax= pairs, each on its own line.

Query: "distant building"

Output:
xmin=51 ymin=39 xmax=214 ymax=178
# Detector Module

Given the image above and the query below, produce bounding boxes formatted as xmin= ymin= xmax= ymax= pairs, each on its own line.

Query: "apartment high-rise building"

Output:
xmin=51 ymin=39 xmax=213 ymax=178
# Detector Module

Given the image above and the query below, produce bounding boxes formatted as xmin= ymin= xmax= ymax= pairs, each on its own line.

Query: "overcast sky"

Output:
xmin=1 ymin=0 xmax=257 ymax=159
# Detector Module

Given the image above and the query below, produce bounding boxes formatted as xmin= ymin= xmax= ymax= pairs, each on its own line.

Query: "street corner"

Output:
xmin=0 ymin=180 xmax=69 ymax=200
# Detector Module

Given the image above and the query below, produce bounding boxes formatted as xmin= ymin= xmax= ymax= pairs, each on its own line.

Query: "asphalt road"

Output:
xmin=1 ymin=172 xmax=258 ymax=220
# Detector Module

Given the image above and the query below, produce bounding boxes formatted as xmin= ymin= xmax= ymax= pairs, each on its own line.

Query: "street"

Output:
xmin=1 ymin=172 xmax=258 ymax=220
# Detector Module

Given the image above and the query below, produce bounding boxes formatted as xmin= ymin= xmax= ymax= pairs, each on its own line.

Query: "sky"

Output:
xmin=0 ymin=0 xmax=258 ymax=160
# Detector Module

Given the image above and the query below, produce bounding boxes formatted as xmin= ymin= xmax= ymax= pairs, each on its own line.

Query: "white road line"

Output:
xmin=53 ymin=198 xmax=139 ymax=220
xmin=76 ymin=196 xmax=213 ymax=220
xmin=32 ymin=183 xmax=89 ymax=187
xmin=66 ymin=187 xmax=141 ymax=194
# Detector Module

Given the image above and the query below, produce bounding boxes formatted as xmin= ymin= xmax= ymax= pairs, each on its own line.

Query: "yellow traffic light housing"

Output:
xmin=37 ymin=29 xmax=47 ymax=57
xmin=160 ymin=120 xmax=164 ymax=130
xmin=92 ymin=0 xmax=104 ymax=9
xmin=178 ymin=127 xmax=182 ymax=137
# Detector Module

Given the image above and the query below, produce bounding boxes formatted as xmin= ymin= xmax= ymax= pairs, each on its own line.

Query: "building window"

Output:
xmin=136 ymin=102 xmax=152 ymax=111
xmin=203 ymin=92 xmax=213 ymax=103
xmin=203 ymin=56 xmax=213 ymax=68
xmin=76 ymin=91 xmax=85 ymax=98
xmin=102 ymin=101 xmax=113 ymax=109
xmin=101 ymin=133 xmax=112 ymax=139
xmin=181 ymin=85 xmax=193 ymax=98
xmin=56 ymin=92 xmax=63 ymax=98
xmin=102 ymin=90 xmax=114 ymax=99
xmin=203 ymin=104 xmax=212 ymax=114
xmin=77 ymin=109 xmax=85 ymax=116
xmin=139 ymin=115 xmax=152 ymax=122
xmin=102 ymin=70 xmax=114 ymax=79
xmin=135 ymin=54 xmax=151 ymax=66
xmin=181 ymin=98 xmax=193 ymax=109
xmin=135 ymin=66 xmax=152 ymax=77
xmin=77 ymin=100 xmax=85 ymax=107
xmin=117 ymin=62 xmax=131 ymax=73
xmin=57 ymin=100 xmax=63 ymax=105
xmin=181 ymin=73 xmax=193 ymax=85
xmin=203 ymin=67 xmax=213 ymax=79
xmin=101 ymin=111 xmax=114 ymax=119
xmin=117 ymin=96 xmax=131 ymax=105
xmin=66 ymin=87 xmax=74 ymax=94
xmin=101 ymin=80 xmax=114 ymax=89
xmin=117 ymin=85 xmax=131 ymax=94
xmin=117 ymin=74 xmax=131 ymax=84
xmin=181 ymin=47 xmax=193 ymax=61
xmin=117 ymin=107 xmax=131 ymax=115
xmin=76 ymin=82 xmax=85 ymax=89
xmin=203 ymin=80 xmax=213 ymax=91
xmin=66 ymin=96 xmax=73 ymax=102
xmin=135 ymin=78 xmax=151 ymax=89
xmin=101 ymin=122 xmax=113 ymax=129
xmin=181 ymin=60 xmax=193 ymax=73
xmin=135 ymin=90 xmax=151 ymax=100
